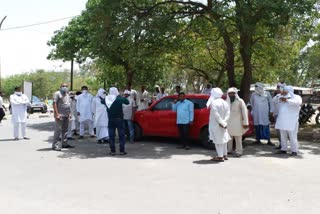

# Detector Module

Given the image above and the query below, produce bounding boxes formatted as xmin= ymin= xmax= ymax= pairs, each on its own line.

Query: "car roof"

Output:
xmin=164 ymin=94 xmax=210 ymax=99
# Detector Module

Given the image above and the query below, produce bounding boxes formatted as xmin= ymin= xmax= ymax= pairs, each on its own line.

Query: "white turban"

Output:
xmin=206 ymin=87 xmax=224 ymax=108
xmin=255 ymin=82 xmax=266 ymax=96
xmin=226 ymin=87 xmax=240 ymax=105
xmin=105 ymin=87 xmax=120 ymax=108
xmin=281 ymin=85 xmax=294 ymax=99
xmin=96 ymin=88 xmax=106 ymax=97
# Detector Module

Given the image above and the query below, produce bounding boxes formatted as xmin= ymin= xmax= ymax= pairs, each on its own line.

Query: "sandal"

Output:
xmin=211 ymin=157 xmax=224 ymax=162
xmin=223 ymin=156 xmax=229 ymax=161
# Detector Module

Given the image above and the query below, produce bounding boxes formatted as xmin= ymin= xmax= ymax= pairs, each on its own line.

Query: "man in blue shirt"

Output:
xmin=172 ymin=92 xmax=194 ymax=150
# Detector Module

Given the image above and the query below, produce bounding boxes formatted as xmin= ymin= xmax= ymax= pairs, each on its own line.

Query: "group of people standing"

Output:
xmin=205 ymin=83 xmax=301 ymax=162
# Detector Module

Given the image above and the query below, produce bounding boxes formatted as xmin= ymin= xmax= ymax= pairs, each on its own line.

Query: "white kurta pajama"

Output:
xmin=207 ymin=88 xmax=231 ymax=158
xmin=226 ymin=88 xmax=248 ymax=155
xmin=137 ymin=90 xmax=149 ymax=110
xmin=10 ymin=93 xmax=30 ymax=139
xmin=275 ymin=86 xmax=302 ymax=153
xmin=76 ymin=92 xmax=94 ymax=136
xmin=92 ymin=89 xmax=109 ymax=141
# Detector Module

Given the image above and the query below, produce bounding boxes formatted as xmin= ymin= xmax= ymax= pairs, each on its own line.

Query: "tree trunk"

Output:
xmin=222 ymin=34 xmax=236 ymax=88
xmin=239 ymin=33 xmax=253 ymax=103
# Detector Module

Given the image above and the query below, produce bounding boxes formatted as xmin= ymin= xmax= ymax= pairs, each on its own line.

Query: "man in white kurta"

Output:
xmin=67 ymin=92 xmax=78 ymax=140
xmin=156 ymin=87 xmax=168 ymax=100
xmin=10 ymin=87 xmax=30 ymax=140
xmin=92 ymin=88 xmax=109 ymax=143
xmin=137 ymin=86 xmax=149 ymax=110
xmin=226 ymin=87 xmax=249 ymax=157
xmin=275 ymin=86 xmax=302 ymax=156
xmin=207 ymin=88 xmax=231 ymax=161
xmin=76 ymin=86 xmax=94 ymax=138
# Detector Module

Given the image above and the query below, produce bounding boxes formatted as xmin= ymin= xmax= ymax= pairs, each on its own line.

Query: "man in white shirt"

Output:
xmin=10 ymin=87 xmax=30 ymax=140
xmin=156 ymin=87 xmax=168 ymax=100
xmin=137 ymin=85 xmax=149 ymax=110
xmin=275 ymin=86 xmax=302 ymax=156
xmin=126 ymin=84 xmax=138 ymax=109
xmin=123 ymin=90 xmax=135 ymax=143
xmin=76 ymin=86 xmax=94 ymax=139
xmin=0 ymin=91 xmax=8 ymax=125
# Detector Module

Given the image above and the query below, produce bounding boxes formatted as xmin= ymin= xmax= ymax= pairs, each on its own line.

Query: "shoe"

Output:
xmin=62 ymin=144 xmax=75 ymax=149
xmin=267 ymin=141 xmax=275 ymax=146
xmin=103 ymin=139 xmax=109 ymax=144
xmin=90 ymin=135 xmax=95 ymax=138
xmin=235 ymin=154 xmax=242 ymax=158
xmin=97 ymin=140 xmax=103 ymax=144
xmin=290 ymin=152 xmax=298 ymax=156
xmin=14 ymin=138 xmax=19 ymax=141
xmin=120 ymin=152 xmax=127 ymax=155
xmin=176 ymin=145 xmax=185 ymax=149
xmin=23 ymin=137 xmax=30 ymax=140
xmin=79 ymin=136 xmax=84 ymax=139
xmin=254 ymin=140 xmax=262 ymax=144
xmin=185 ymin=146 xmax=191 ymax=150
xmin=275 ymin=145 xmax=281 ymax=149
xmin=67 ymin=137 xmax=75 ymax=141
xmin=54 ymin=148 xmax=62 ymax=151
xmin=276 ymin=150 xmax=287 ymax=154
xmin=109 ymin=152 xmax=116 ymax=156
xmin=223 ymin=156 xmax=229 ymax=161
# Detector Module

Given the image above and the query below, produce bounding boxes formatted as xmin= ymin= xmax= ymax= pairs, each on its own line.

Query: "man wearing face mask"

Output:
xmin=52 ymin=83 xmax=72 ymax=151
xmin=76 ymin=86 xmax=94 ymax=139
xmin=226 ymin=87 xmax=249 ymax=157
xmin=91 ymin=88 xmax=109 ymax=144
xmin=10 ymin=87 xmax=30 ymax=140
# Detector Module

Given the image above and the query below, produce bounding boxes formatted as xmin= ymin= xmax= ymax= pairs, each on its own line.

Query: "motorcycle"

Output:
xmin=299 ymin=103 xmax=316 ymax=125
xmin=315 ymin=106 xmax=320 ymax=125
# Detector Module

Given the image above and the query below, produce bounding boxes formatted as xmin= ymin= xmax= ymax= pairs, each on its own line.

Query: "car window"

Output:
xmin=32 ymin=96 xmax=41 ymax=103
xmin=187 ymin=98 xmax=208 ymax=110
xmin=153 ymin=98 xmax=174 ymax=111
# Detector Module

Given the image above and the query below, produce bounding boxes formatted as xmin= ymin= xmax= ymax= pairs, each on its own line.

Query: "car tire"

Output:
xmin=200 ymin=127 xmax=214 ymax=150
xmin=134 ymin=123 xmax=143 ymax=141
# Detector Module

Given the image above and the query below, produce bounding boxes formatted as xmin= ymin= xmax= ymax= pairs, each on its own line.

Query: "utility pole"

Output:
xmin=0 ymin=16 xmax=7 ymax=91
xmin=70 ymin=58 xmax=74 ymax=91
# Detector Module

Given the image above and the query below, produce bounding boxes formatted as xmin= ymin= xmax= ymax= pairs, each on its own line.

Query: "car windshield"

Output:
xmin=32 ymin=96 xmax=41 ymax=103
xmin=152 ymin=97 xmax=208 ymax=111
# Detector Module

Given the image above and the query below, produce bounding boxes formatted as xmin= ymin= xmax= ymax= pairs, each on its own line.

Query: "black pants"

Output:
xmin=0 ymin=108 xmax=5 ymax=123
xmin=178 ymin=124 xmax=190 ymax=147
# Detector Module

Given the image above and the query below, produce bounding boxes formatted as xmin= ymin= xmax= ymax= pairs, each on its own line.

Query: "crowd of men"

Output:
xmin=1 ymin=81 xmax=302 ymax=159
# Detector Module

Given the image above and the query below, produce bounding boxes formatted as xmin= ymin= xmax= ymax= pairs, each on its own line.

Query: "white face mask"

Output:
xmin=82 ymin=90 xmax=88 ymax=94
xmin=15 ymin=92 xmax=22 ymax=96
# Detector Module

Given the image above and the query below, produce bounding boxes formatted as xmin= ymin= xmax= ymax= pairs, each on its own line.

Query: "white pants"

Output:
xmin=67 ymin=119 xmax=78 ymax=138
xmin=13 ymin=122 xmax=26 ymax=139
xmin=215 ymin=144 xmax=227 ymax=157
xmin=79 ymin=120 xmax=94 ymax=136
xmin=227 ymin=136 xmax=243 ymax=155
xmin=96 ymin=126 xmax=109 ymax=140
xmin=280 ymin=123 xmax=299 ymax=153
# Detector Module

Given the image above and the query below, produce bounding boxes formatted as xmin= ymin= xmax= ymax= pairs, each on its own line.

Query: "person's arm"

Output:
xmin=120 ymin=96 xmax=130 ymax=105
xmin=286 ymin=95 xmax=302 ymax=107
xmin=240 ymin=100 xmax=249 ymax=127
xmin=53 ymin=93 xmax=60 ymax=119
xmin=76 ymin=96 xmax=81 ymax=116
xmin=189 ymin=101 xmax=194 ymax=123
xmin=212 ymin=104 xmax=227 ymax=128
xmin=91 ymin=98 xmax=96 ymax=115
xmin=172 ymin=101 xmax=179 ymax=112
xmin=10 ymin=95 xmax=22 ymax=105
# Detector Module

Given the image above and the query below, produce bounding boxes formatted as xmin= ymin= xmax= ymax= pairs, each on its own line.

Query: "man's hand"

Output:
xmin=219 ymin=124 xmax=227 ymax=129
xmin=173 ymin=99 xmax=178 ymax=104
xmin=55 ymin=113 xmax=61 ymax=120
xmin=280 ymin=97 xmax=287 ymax=102
xmin=243 ymin=125 xmax=249 ymax=129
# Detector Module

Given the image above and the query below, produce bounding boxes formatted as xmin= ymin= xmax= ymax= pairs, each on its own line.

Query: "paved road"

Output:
xmin=0 ymin=117 xmax=320 ymax=214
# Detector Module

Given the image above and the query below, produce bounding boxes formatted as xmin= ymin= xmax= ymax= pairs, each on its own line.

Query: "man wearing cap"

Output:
xmin=207 ymin=88 xmax=231 ymax=161
xmin=271 ymin=82 xmax=286 ymax=149
xmin=123 ymin=90 xmax=135 ymax=143
xmin=275 ymin=86 xmax=302 ymax=156
xmin=226 ymin=87 xmax=249 ymax=157
xmin=250 ymin=82 xmax=273 ymax=145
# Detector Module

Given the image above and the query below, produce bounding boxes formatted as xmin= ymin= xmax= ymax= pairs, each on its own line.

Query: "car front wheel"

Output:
xmin=200 ymin=127 xmax=214 ymax=150
xmin=134 ymin=123 xmax=143 ymax=141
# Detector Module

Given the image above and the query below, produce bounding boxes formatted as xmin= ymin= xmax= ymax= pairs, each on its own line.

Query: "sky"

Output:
xmin=0 ymin=0 xmax=88 ymax=77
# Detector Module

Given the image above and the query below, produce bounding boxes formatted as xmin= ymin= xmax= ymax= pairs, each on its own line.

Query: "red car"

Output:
xmin=133 ymin=94 xmax=254 ymax=148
